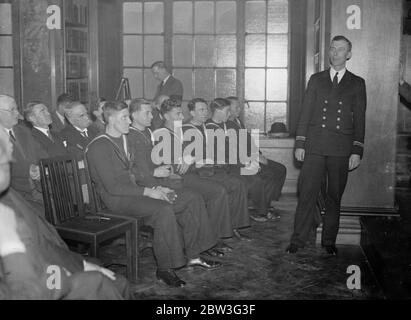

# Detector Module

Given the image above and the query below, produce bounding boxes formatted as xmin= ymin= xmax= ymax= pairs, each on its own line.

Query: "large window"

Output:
xmin=0 ymin=3 xmax=14 ymax=96
xmin=123 ymin=2 xmax=164 ymax=99
xmin=122 ymin=0 xmax=289 ymax=133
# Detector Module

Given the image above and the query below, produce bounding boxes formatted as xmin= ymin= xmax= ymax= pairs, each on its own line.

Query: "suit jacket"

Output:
xmin=150 ymin=107 xmax=165 ymax=131
xmin=295 ymin=69 xmax=367 ymax=157
xmin=9 ymin=124 xmax=46 ymax=200
xmin=31 ymin=127 xmax=69 ymax=158
xmin=0 ymin=188 xmax=84 ymax=299
xmin=153 ymin=75 xmax=183 ymax=102
xmin=50 ymin=111 xmax=67 ymax=134
xmin=60 ymin=124 xmax=99 ymax=159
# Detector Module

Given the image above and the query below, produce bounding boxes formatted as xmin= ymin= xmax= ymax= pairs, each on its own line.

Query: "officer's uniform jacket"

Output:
xmin=295 ymin=69 xmax=366 ymax=158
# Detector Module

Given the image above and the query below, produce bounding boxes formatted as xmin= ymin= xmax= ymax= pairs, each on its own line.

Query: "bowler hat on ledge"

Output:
xmin=268 ymin=122 xmax=289 ymax=138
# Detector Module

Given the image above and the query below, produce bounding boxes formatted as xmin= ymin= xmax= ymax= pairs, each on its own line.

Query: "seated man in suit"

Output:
xmin=51 ymin=93 xmax=74 ymax=134
xmin=0 ymin=124 xmax=131 ymax=300
xmin=85 ymin=101 xmax=221 ymax=288
xmin=60 ymin=101 xmax=100 ymax=158
xmin=23 ymin=102 xmax=69 ymax=158
xmin=151 ymin=61 xmax=183 ymax=102
xmin=0 ymin=95 xmax=45 ymax=211
xmin=226 ymin=97 xmax=287 ymax=221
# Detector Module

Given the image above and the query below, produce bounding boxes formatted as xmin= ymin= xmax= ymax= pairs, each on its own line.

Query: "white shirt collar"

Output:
xmin=74 ymin=126 xmax=87 ymax=134
xmin=56 ymin=111 xmax=65 ymax=125
xmin=34 ymin=126 xmax=50 ymax=136
xmin=162 ymin=74 xmax=171 ymax=86
xmin=330 ymin=67 xmax=346 ymax=83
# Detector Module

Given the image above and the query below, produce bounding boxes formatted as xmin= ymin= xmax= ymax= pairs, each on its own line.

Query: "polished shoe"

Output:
xmin=156 ymin=269 xmax=186 ymax=287
xmin=323 ymin=245 xmax=338 ymax=255
xmin=215 ymin=242 xmax=233 ymax=253
xmin=286 ymin=243 xmax=299 ymax=254
xmin=233 ymin=229 xmax=252 ymax=241
xmin=187 ymin=257 xmax=222 ymax=270
xmin=250 ymin=214 xmax=268 ymax=222
xmin=202 ymin=248 xmax=224 ymax=258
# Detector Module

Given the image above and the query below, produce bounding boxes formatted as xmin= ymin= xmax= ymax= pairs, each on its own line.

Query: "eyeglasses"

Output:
xmin=0 ymin=107 xmax=18 ymax=114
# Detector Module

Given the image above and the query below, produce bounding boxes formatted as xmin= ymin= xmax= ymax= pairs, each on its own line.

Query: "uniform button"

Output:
xmin=337 ymin=118 xmax=340 ymax=121
xmin=336 ymin=125 xmax=340 ymax=129
xmin=323 ymin=116 xmax=326 ymax=120
xmin=339 ymin=101 xmax=343 ymax=105
xmin=323 ymin=108 xmax=327 ymax=112
xmin=324 ymin=100 xmax=328 ymax=104
xmin=338 ymin=110 xmax=341 ymax=113
xmin=322 ymin=124 xmax=326 ymax=128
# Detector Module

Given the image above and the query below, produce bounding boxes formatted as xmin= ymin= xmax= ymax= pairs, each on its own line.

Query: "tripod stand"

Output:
xmin=115 ymin=77 xmax=131 ymax=101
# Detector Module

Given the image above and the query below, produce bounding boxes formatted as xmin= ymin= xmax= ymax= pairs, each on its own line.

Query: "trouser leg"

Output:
xmin=171 ymin=189 xmax=217 ymax=259
xmin=260 ymin=159 xmax=287 ymax=203
xmin=182 ymin=173 xmax=232 ymax=238
xmin=211 ymin=169 xmax=250 ymax=229
xmin=321 ymin=156 xmax=349 ymax=246
xmin=108 ymin=197 xmax=186 ymax=270
xmin=290 ymin=154 xmax=326 ymax=247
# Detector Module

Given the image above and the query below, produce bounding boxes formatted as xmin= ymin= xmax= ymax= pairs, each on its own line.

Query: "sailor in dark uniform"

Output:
xmin=287 ymin=35 xmax=366 ymax=255
xmin=183 ymin=98 xmax=250 ymax=241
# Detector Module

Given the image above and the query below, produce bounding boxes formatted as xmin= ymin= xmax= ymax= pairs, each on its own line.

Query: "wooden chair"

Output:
xmin=39 ymin=155 xmax=137 ymax=281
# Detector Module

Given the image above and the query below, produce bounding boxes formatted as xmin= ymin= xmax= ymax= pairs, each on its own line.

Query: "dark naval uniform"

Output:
xmin=181 ymin=122 xmax=250 ymax=232
xmin=226 ymin=118 xmax=287 ymax=209
xmin=149 ymin=125 xmax=234 ymax=238
xmin=205 ymin=119 xmax=268 ymax=217
xmin=291 ymin=69 xmax=366 ymax=247
xmin=85 ymin=133 xmax=216 ymax=270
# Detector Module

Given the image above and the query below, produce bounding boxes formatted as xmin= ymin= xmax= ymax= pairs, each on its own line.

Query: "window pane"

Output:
xmin=244 ymin=102 xmax=264 ymax=132
xmin=0 ymin=36 xmax=13 ymax=66
xmin=173 ymin=36 xmax=193 ymax=67
xmin=245 ymin=35 xmax=266 ymax=67
xmin=145 ymin=69 xmax=158 ymax=100
xmin=174 ymin=69 xmax=193 ymax=100
xmin=195 ymin=2 xmax=214 ymax=34
xmin=245 ymin=69 xmax=265 ymax=100
xmin=123 ymin=2 xmax=142 ymax=34
xmin=267 ymin=69 xmax=288 ymax=101
xmin=123 ymin=35 xmax=142 ymax=67
xmin=216 ymin=36 xmax=236 ymax=67
xmin=216 ymin=69 xmax=236 ymax=98
xmin=144 ymin=36 xmax=164 ymax=67
xmin=124 ymin=68 xmax=143 ymax=98
xmin=245 ymin=1 xmax=266 ymax=33
xmin=195 ymin=69 xmax=215 ymax=100
xmin=144 ymin=2 xmax=164 ymax=34
xmin=268 ymin=0 xmax=289 ymax=34
xmin=267 ymin=34 xmax=288 ymax=67
xmin=0 ymin=3 xmax=12 ymax=34
xmin=216 ymin=1 xmax=236 ymax=34
xmin=194 ymin=36 xmax=215 ymax=67
xmin=173 ymin=2 xmax=193 ymax=33
xmin=266 ymin=102 xmax=287 ymax=132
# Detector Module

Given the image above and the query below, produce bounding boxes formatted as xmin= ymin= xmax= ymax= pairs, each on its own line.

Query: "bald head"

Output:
xmin=0 ymin=95 xmax=19 ymax=129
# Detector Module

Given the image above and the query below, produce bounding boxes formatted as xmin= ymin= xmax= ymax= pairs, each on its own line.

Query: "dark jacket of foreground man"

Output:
xmin=0 ymin=188 xmax=130 ymax=300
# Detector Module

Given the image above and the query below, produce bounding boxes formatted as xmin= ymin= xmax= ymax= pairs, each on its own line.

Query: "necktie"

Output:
xmin=332 ymin=72 xmax=339 ymax=88
xmin=46 ymin=130 xmax=54 ymax=142
xmin=9 ymin=130 xmax=16 ymax=142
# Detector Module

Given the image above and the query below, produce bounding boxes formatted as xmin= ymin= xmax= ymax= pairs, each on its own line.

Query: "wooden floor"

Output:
xmin=100 ymin=195 xmax=384 ymax=300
